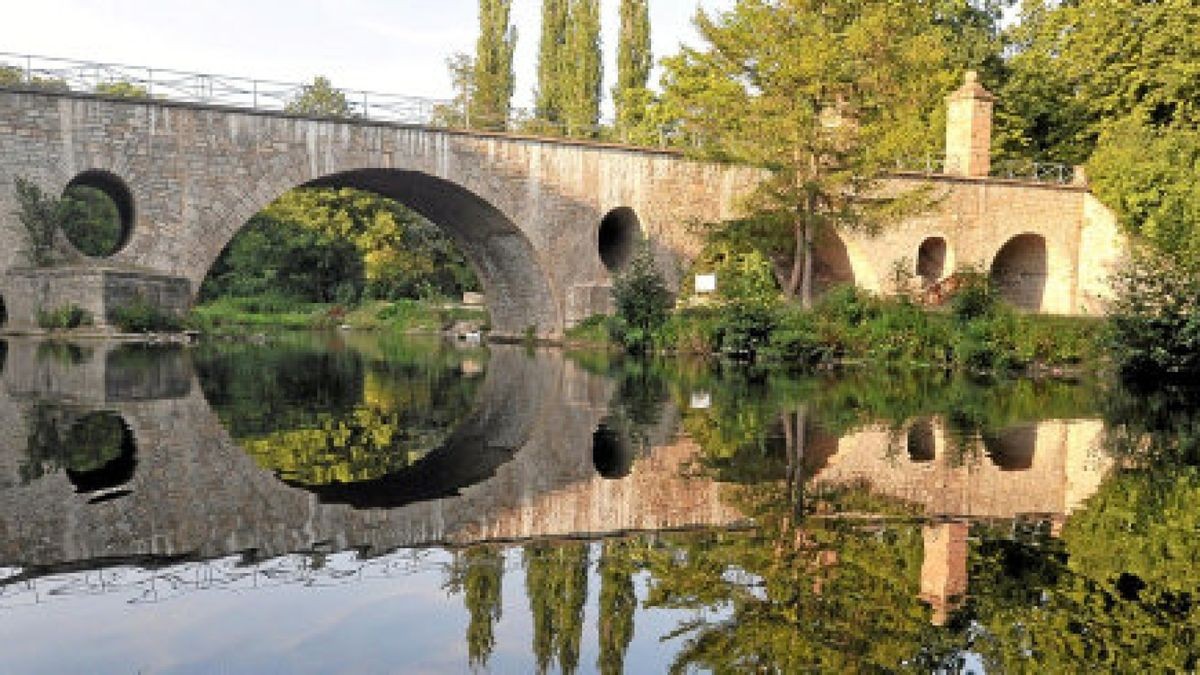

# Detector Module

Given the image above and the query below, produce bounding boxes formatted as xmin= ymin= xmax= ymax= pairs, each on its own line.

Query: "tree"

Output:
xmin=444 ymin=546 xmax=505 ymax=669
xmin=432 ymin=52 xmax=475 ymax=127
xmin=613 ymin=0 xmax=652 ymax=140
xmin=471 ymin=0 xmax=518 ymax=131
xmin=658 ymin=0 xmax=1005 ymax=304
xmin=285 ymin=76 xmax=354 ymax=118
xmin=597 ymin=540 xmax=637 ymax=675
xmin=562 ymin=0 xmax=603 ymax=137
xmin=524 ymin=543 xmax=590 ymax=675
xmin=12 ymin=177 xmax=67 ymax=266
xmin=535 ymin=0 xmax=570 ymax=125
xmin=611 ymin=241 xmax=672 ymax=353
xmin=94 ymin=80 xmax=150 ymax=99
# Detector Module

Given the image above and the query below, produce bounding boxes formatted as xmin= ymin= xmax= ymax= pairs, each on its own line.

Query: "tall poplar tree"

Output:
xmin=563 ymin=0 xmax=603 ymax=137
xmin=470 ymin=0 xmax=517 ymax=131
xmin=535 ymin=0 xmax=570 ymax=124
xmin=614 ymin=0 xmax=652 ymax=139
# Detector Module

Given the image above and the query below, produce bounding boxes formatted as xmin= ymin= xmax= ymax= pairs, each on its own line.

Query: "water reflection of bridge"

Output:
xmin=0 ymin=339 xmax=741 ymax=571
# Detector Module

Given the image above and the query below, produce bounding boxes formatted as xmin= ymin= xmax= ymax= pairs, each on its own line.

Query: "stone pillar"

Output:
xmin=920 ymin=520 xmax=970 ymax=626
xmin=945 ymin=71 xmax=995 ymax=177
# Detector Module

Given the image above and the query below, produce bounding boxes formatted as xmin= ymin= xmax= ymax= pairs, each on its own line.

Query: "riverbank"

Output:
xmin=187 ymin=296 xmax=489 ymax=337
xmin=568 ymin=285 xmax=1107 ymax=376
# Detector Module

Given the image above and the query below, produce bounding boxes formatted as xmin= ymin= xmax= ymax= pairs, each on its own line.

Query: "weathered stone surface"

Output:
xmin=2 ymin=266 xmax=189 ymax=331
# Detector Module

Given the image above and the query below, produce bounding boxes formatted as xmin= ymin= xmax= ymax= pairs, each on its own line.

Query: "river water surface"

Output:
xmin=0 ymin=333 xmax=1196 ymax=673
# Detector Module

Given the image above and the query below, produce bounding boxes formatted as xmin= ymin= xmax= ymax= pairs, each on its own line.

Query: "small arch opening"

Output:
xmin=593 ymin=416 xmax=634 ymax=479
xmin=991 ymin=234 xmax=1048 ymax=312
xmin=917 ymin=237 xmax=949 ymax=287
xmin=62 ymin=412 xmax=138 ymax=494
xmin=598 ymin=207 xmax=642 ymax=273
xmin=907 ymin=419 xmax=936 ymax=462
xmin=61 ymin=170 xmax=135 ymax=258
xmin=812 ymin=228 xmax=856 ymax=297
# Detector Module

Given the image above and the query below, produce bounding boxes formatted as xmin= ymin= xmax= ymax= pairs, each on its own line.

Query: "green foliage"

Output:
xmin=0 ymin=65 xmax=69 ymax=92
xmin=285 ymin=76 xmax=354 ymax=118
xmin=1089 ymin=120 xmax=1200 ymax=258
xmin=1106 ymin=249 xmax=1200 ymax=381
xmin=610 ymin=242 xmax=672 ymax=353
xmin=59 ymin=184 xmax=124 ymax=258
xmin=432 ymin=52 xmax=475 ymax=127
xmin=12 ymin=177 xmax=66 ymax=266
xmin=109 ymin=296 xmax=183 ymax=334
xmin=524 ymin=543 xmax=590 ymax=675
xmin=562 ymin=0 xmax=602 ymax=137
xmin=534 ymin=0 xmax=569 ymax=125
xmin=36 ymin=305 xmax=91 ymax=331
xmin=613 ymin=0 xmax=652 ymax=140
xmin=94 ymin=80 xmax=150 ymax=99
xmin=444 ymin=546 xmax=505 ymax=669
xmin=471 ymin=0 xmax=517 ymax=131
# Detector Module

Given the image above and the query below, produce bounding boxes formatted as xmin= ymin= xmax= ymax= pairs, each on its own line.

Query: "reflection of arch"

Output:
xmin=907 ymin=419 xmax=936 ymax=462
xmin=204 ymin=169 xmax=559 ymax=337
xmin=593 ymin=416 xmax=635 ymax=479
xmin=991 ymin=234 xmax=1048 ymax=311
xmin=62 ymin=412 xmax=138 ymax=494
xmin=916 ymin=237 xmax=950 ymax=287
xmin=598 ymin=207 xmax=642 ymax=273
xmin=982 ymin=425 xmax=1037 ymax=471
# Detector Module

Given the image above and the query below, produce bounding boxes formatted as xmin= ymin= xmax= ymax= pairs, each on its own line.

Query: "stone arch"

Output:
xmin=200 ymin=168 xmax=561 ymax=339
xmin=991 ymin=234 xmax=1048 ymax=311
xmin=812 ymin=227 xmax=857 ymax=297
xmin=598 ymin=207 xmax=642 ymax=273
xmin=916 ymin=237 xmax=952 ymax=287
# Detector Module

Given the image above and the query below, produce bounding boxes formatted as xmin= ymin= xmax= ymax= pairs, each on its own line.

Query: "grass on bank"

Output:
xmin=188 ymin=295 xmax=489 ymax=335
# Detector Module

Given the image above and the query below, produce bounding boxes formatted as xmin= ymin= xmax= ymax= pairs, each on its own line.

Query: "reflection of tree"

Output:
xmin=444 ymin=546 xmax=505 ymax=669
xmin=598 ymin=540 xmax=638 ymax=675
xmin=524 ymin=542 xmax=590 ymax=675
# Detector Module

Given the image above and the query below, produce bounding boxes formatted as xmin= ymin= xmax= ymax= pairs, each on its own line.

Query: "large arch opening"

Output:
xmin=60 ymin=170 xmax=135 ymax=258
xmin=598 ymin=207 xmax=642 ymax=273
xmin=991 ymin=234 xmax=1048 ymax=312
xmin=982 ymin=425 xmax=1037 ymax=471
xmin=812 ymin=227 xmax=856 ymax=297
xmin=197 ymin=169 xmax=559 ymax=338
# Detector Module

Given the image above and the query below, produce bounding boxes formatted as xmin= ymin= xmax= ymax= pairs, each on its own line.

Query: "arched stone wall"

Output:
xmin=991 ymin=234 xmax=1048 ymax=311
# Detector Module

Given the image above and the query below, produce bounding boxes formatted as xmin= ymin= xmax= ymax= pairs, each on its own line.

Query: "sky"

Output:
xmin=0 ymin=0 xmax=735 ymax=113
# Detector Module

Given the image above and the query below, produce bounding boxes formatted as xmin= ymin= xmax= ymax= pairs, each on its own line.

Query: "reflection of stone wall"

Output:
xmin=813 ymin=418 xmax=1111 ymax=519
xmin=0 ymin=344 xmax=741 ymax=572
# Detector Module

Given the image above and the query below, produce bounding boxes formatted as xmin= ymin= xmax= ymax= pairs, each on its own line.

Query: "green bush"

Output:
xmin=1107 ymin=250 xmax=1200 ymax=381
xmin=37 ymin=305 xmax=92 ymax=330
xmin=611 ymin=242 xmax=673 ymax=353
xmin=110 ymin=297 xmax=183 ymax=333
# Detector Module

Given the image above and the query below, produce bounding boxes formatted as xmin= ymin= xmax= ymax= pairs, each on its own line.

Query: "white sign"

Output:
xmin=690 ymin=391 xmax=712 ymax=410
xmin=695 ymin=274 xmax=717 ymax=294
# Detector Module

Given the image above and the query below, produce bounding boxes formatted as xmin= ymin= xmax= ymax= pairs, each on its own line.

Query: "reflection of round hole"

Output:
xmin=983 ymin=425 xmax=1037 ymax=471
xmin=62 ymin=412 xmax=138 ymax=494
xmin=907 ymin=419 xmax=936 ymax=462
xmin=593 ymin=417 xmax=634 ymax=479
xmin=61 ymin=170 xmax=134 ymax=258
xmin=598 ymin=207 xmax=642 ymax=273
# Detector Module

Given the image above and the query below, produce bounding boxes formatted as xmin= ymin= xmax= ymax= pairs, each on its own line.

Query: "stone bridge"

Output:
xmin=0 ymin=73 xmax=1125 ymax=336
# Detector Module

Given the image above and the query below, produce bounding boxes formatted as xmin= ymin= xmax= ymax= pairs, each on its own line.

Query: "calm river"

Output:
xmin=0 ymin=333 xmax=1195 ymax=673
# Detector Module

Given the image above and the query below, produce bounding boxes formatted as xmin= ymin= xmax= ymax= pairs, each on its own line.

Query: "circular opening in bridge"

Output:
xmin=61 ymin=170 xmax=135 ymax=258
xmin=62 ymin=412 xmax=138 ymax=494
xmin=593 ymin=417 xmax=634 ymax=479
xmin=916 ymin=237 xmax=949 ymax=287
xmin=598 ymin=207 xmax=642 ymax=273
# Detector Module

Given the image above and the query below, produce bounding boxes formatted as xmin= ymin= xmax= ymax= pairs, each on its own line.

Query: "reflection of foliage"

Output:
xmin=21 ymin=408 xmax=128 ymax=483
xmin=444 ymin=546 xmax=505 ymax=669
xmin=196 ymin=335 xmax=481 ymax=485
xmin=524 ymin=542 xmax=590 ymax=675
xmin=598 ymin=540 xmax=638 ymax=675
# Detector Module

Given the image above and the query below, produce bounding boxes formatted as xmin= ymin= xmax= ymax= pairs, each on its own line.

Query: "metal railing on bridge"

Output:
xmin=0 ymin=52 xmax=1078 ymax=184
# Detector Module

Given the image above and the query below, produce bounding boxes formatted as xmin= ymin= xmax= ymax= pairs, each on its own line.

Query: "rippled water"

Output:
xmin=0 ymin=333 xmax=1196 ymax=673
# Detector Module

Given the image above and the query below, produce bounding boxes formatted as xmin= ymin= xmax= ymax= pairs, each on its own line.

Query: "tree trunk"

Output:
xmin=788 ymin=219 xmax=806 ymax=299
